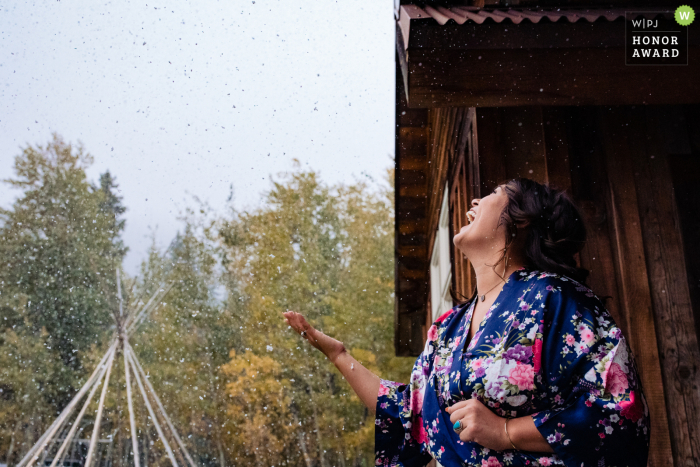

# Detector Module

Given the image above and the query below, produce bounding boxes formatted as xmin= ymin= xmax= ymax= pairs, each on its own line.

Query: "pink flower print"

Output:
xmin=427 ymin=324 xmax=438 ymax=342
xmin=435 ymin=309 xmax=454 ymax=324
xmin=580 ymin=327 xmax=595 ymax=346
xmin=481 ymin=457 xmax=502 ymax=467
xmin=453 ymin=336 xmax=461 ymax=349
xmin=520 ymin=302 xmax=530 ymax=311
xmin=620 ymin=391 xmax=644 ymax=422
xmin=603 ymin=361 xmax=629 ymax=397
xmin=508 ymin=363 xmax=535 ymax=391
xmin=533 ymin=339 xmax=542 ymax=373
xmin=410 ymin=388 xmax=424 ymax=414
xmin=546 ymin=285 xmax=554 ymax=291
xmin=411 ymin=416 xmax=428 ymax=444
xmin=538 ymin=457 xmax=552 ymax=466
xmin=565 ymin=334 xmax=575 ymax=346
xmin=378 ymin=383 xmax=391 ymax=397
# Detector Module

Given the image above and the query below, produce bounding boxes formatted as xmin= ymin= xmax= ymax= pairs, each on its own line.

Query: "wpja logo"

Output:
xmin=625 ymin=7 xmax=690 ymax=65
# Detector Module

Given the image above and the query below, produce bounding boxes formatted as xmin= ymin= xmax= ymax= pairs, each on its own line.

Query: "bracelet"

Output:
xmin=504 ymin=417 xmax=519 ymax=451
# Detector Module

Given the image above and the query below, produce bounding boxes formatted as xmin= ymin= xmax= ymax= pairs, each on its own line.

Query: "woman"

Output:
xmin=284 ymin=178 xmax=650 ymax=467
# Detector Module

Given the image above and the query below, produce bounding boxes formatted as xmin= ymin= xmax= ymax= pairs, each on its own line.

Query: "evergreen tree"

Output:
xmin=0 ymin=134 xmax=127 ymax=461
xmin=0 ymin=134 xmax=124 ymax=367
xmin=98 ymin=171 xmax=128 ymax=261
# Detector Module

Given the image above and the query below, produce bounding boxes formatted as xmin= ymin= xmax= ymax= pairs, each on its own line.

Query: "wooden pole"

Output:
xmin=128 ymin=343 xmax=196 ymax=467
xmin=16 ymin=341 xmax=118 ymax=467
xmin=124 ymin=337 xmax=141 ymax=467
xmin=123 ymin=288 xmax=162 ymax=331
xmin=84 ymin=348 xmax=116 ymax=467
xmin=127 ymin=282 xmax=175 ymax=334
xmin=48 ymin=357 xmax=110 ymax=467
xmin=126 ymin=347 xmax=179 ymax=467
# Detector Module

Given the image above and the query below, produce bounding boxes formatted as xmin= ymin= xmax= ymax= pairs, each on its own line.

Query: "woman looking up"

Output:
xmin=283 ymin=178 xmax=650 ymax=467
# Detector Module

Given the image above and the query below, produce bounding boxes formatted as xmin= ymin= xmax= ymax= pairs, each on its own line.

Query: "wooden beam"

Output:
xmin=397 ymin=154 xmax=428 ymax=171
xmin=406 ymin=19 xmax=639 ymax=51
xmin=406 ymin=47 xmax=700 ymax=108
xmin=395 ymin=56 xmax=431 ymax=356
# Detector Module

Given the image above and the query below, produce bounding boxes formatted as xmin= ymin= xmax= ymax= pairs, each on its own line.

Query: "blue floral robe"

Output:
xmin=375 ymin=267 xmax=650 ymax=467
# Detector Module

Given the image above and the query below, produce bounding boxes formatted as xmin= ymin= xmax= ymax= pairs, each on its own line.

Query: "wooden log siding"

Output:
xmin=395 ymin=103 xmax=700 ymax=464
xmin=597 ymin=108 xmax=673 ymax=465
xmin=624 ymin=107 xmax=700 ymax=465
xmin=395 ymin=63 xmax=431 ymax=357
xmin=423 ymin=107 xmax=477 ymax=329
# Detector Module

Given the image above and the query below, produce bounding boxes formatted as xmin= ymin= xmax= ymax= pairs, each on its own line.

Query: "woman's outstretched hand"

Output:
xmin=283 ymin=311 xmax=346 ymax=363
xmin=283 ymin=310 xmax=381 ymax=412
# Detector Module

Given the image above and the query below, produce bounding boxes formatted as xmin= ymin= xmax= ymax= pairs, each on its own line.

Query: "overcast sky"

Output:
xmin=0 ymin=0 xmax=395 ymax=274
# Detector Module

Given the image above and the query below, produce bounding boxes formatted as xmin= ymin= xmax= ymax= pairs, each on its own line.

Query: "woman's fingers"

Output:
xmin=449 ymin=406 xmax=472 ymax=425
xmin=446 ymin=400 xmax=468 ymax=413
xmin=446 ymin=400 xmax=469 ymax=424
xmin=283 ymin=310 xmax=311 ymax=335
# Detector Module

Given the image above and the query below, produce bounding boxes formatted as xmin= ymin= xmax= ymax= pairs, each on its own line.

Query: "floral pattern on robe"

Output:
xmin=375 ymin=266 xmax=650 ymax=467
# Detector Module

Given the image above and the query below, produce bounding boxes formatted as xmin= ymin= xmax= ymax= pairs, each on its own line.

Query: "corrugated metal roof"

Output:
xmin=400 ymin=4 xmax=672 ymax=26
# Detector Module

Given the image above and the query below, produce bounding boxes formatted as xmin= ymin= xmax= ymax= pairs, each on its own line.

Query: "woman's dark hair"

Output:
xmin=452 ymin=177 xmax=589 ymax=304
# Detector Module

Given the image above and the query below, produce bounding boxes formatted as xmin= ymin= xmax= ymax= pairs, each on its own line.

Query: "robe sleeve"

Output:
xmin=531 ymin=283 xmax=651 ymax=467
xmin=374 ymin=309 xmax=455 ymax=467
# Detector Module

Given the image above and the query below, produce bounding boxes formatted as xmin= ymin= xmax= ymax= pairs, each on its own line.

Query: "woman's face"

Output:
xmin=453 ymin=184 xmax=509 ymax=253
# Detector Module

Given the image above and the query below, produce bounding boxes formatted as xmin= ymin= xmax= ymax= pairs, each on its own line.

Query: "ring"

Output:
xmin=300 ymin=330 xmax=307 ymax=338
xmin=453 ymin=420 xmax=463 ymax=433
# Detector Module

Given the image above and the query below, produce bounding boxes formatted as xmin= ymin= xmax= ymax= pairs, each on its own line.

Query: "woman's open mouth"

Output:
xmin=467 ymin=209 xmax=476 ymax=224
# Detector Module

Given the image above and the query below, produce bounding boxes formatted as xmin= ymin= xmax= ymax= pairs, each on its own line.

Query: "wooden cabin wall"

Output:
xmin=422 ymin=107 xmax=479 ymax=332
xmin=395 ymin=70 xmax=431 ymax=356
xmin=669 ymin=154 xmax=700 ymax=345
xmin=462 ymin=104 xmax=700 ymax=466
xmin=400 ymin=102 xmax=700 ymax=463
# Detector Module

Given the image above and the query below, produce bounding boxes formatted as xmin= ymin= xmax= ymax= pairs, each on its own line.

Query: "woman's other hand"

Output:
xmin=283 ymin=311 xmax=346 ymax=363
xmin=446 ymin=399 xmax=510 ymax=451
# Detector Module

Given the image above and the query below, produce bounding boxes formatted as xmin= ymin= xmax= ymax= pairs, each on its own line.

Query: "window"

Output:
xmin=430 ymin=185 xmax=454 ymax=321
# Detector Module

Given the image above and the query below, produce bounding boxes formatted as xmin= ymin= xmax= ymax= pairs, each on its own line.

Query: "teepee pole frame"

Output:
xmin=126 ymin=282 xmax=174 ymax=335
xmin=124 ymin=337 xmax=141 ymax=467
xmin=48 ymin=353 xmax=112 ymax=467
xmin=16 ymin=341 xmax=118 ymax=467
xmin=84 ymin=347 xmax=116 ymax=467
xmin=126 ymin=347 xmax=179 ymax=467
xmin=127 ymin=342 xmax=196 ymax=467
xmin=17 ymin=270 xmax=184 ymax=467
